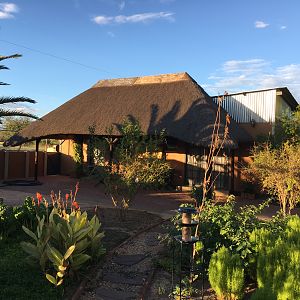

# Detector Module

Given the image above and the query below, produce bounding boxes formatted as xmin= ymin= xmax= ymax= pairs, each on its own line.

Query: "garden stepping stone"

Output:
xmin=80 ymin=225 xmax=165 ymax=299
xmin=103 ymin=272 xmax=146 ymax=286
xmin=95 ymin=287 xmax=136 ymax=300
xmin=113 ymin=254 xmax=147 ymax=266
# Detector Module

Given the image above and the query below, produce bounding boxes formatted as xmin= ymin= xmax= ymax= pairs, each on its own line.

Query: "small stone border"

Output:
xmin=71 ymin=215 xmax=170 ymax=300
xmin=138 ymin=267 xmax=157 ymax=300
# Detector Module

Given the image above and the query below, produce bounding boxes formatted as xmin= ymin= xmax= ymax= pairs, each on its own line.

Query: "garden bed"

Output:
xmin=0 ymin=207 xmax=162 ymax=300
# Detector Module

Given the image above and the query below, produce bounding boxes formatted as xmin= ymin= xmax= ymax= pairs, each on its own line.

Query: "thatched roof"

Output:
xmin=4 ymin=72 xmax=252 ymax=148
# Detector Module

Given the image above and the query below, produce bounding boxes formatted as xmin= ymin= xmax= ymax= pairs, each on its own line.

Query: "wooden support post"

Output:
xmin=4 ymin=151 xmax=9 ymax=180
xmin=230 ymin=150 xmax=235 ymax=194
xmin=44 ymin=151 xmax=48 ymax=177
xmin=107 ymin=137 xmax=118 ymax=168
xmin=184 ymin=146 xmax=188 ymax=186
xmin=34 ymin=139 xmax=40 ymax=182
xmin=108 ymin=140 xmax=113 ymax=167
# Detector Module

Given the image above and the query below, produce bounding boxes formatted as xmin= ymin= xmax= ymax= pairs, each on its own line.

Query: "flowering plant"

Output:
xmin=21 ymin=183 xmax=105 ymax=287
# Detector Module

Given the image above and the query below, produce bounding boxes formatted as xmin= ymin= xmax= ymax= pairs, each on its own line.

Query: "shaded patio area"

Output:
xmin=0 ymin=175 xmax=192 ymax=219
xmin=1 ymin=175 xmax=298 ymax=219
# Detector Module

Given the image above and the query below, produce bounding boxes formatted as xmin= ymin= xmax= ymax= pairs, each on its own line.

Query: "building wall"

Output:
xmin=166 ymin=152 xmax=185 ymax=186
xmin=275 ymin=94 xmax=292 ymax=117
xmin=233 ymin=144 xmax=253 ymax=193
xmin=213 ymin=89 xmax=296 ymax=141
xmin=60 ymin=139 xmax=76 ymax=176
xmin=213 ymin=89 xmax=277 ymax=123
xmin=238 ymin=123 xmax=273 ymax=140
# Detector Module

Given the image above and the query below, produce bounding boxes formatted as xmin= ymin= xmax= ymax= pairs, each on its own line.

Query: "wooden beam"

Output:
xmin=230 ymin=149 xmax=235 ymax=193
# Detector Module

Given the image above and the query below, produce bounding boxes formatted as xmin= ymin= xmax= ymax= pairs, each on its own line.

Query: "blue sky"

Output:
xmin=1 ymin=0 xmax=300 ymax=116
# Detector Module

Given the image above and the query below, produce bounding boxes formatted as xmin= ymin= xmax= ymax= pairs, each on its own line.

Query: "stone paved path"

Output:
xmin=80 ymin=224 xmax=166 ymax=300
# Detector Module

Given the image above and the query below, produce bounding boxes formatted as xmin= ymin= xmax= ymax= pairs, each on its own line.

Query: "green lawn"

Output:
xmin=0 ymin=235 xmax=62 ymax=300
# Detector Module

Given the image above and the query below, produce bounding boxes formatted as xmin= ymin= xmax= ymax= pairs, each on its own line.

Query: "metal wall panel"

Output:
xmin=212 ymin=90 xmax=276 ymax=123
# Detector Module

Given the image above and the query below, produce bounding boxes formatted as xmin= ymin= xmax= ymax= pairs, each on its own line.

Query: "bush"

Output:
xmin=247 ymin=142 xmax=300 ymax=215
xmin=21 ymin=188 xmax=105 ymax=287
xmin=250 ymin=215 xmax=300 ymax=299
xmin=208 ymin=246 xmax=244 ymax=300
xmin=0 ymin=196 xmax=43 ymax=238
xmin=0 ymin=199 xmax=15 ymax=238
xmin=196 ymin=199 xmax=272 ymax=270
xmin=88 ymin=119 xmax=171 ymax=213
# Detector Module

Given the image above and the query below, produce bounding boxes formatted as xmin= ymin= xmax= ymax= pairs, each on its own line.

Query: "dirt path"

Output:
xmin=79 ymin=223 xmax=167 ymax=300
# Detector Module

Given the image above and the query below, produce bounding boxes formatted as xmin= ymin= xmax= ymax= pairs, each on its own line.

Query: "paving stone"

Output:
xmin=103 ymin=272 xmax=146 ymax=286
xmin=145 ymin=235 xmax=159 ymax=247
xmin=95 ymin=287 xmax=136 ymax=300
xmin=113 ymin=254 xmax=147 ymax=266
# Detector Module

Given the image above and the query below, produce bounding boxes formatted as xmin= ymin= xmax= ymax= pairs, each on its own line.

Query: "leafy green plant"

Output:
xmin=250 ymin=215 xmax=300 ymax=299
xmin=247 ymin=142 xmax=300 ymax=215
xmin=274 ymin=105 xmax=300 ymax=147
xmin=73 ymin=140 xmax=84 ymax=177
xmin=0 ymin=199 xmax=15 ymax=238
xmin=88 ymin=118 xmax=171 ymax=216
xmin=208 ymin=246 xmax=244 ymax=300
xmin=46 ymin=244 xmax=75 ymax=287
xmin=21 ymin=214 xmax=50 ymax=270
xmin=14 ymin=196 xmax=43 ymax=230
xmin=196 ymin=198 xmax=272 ymax=270
xmin=21 ymin=186 xmax=105 ymax=287
xmin=170 ymin=277 xmax=199 ymax=299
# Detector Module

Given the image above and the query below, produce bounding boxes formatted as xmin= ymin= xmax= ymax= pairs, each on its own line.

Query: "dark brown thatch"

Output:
xmin=4 ymin=72 xmax=252 ymax=148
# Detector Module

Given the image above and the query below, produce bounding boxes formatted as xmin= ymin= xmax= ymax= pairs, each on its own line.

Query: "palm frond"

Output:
xmin=0 ymin=54 xmax=22 ymax=61
xmin=0 ymin=65 xmax=9 ymax=70
xmin=0 ymin=109 xmax=39 ymax=120
xmin=0 ymin=96 xmax=37 ymax=105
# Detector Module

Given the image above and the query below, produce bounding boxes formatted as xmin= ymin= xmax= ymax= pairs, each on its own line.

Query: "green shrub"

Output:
xmin=88 ymin=119 xmax=172 ymax=214
xmin=208 ymin=246 xmax=244 ymax=300
xmin=196 ymin=199 xmax=272 ymax=272
xmin=250 ymin=215 xmax=300 ymax=299
xmin=0 ymin=199 xmax=15 ymax=238
xmin=0 ymin=196 xmax=47 ymax=238
xmin=250 ymin=288 xmax=276 ymax=300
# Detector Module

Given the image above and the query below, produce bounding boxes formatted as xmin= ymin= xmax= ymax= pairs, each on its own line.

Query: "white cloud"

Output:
xmin=203 ymin=59 xmax=300 ymax=101
xmin=255 ymin=20 xmax=269 ymax=29
xmin=119 ymin=1 xmax=125 ymax=10
xmin=223 ymin=59 xmax=269 ymax=74
xmin=93 ymin=15 xmax=113 ymax=25
xmin=280 ymin=25 xmax=287 ymax=30
xmin=0 ymin=2 xmax=18 ymax=19
xmin=1 ymin=102 xmax=37 ymax=114
xmin=93 ymin=11 xmax=175 ymax=25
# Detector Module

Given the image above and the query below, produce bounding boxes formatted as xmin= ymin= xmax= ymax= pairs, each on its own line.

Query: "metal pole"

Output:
xmin=179 ymin=242 xmax=183 ymax=300
xmin=172 ymin=238 xmax=175 ymax=293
